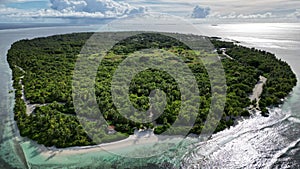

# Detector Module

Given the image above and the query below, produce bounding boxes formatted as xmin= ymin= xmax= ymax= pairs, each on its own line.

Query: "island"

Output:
xmin=7 ymin=32 xmax=297 ymax=148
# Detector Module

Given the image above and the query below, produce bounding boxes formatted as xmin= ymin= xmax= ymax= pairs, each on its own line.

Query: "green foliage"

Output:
xmin=222 ymin=43 xmax=297 ymax=108
xmin=7 ymin=33 xmax=297 ymax=148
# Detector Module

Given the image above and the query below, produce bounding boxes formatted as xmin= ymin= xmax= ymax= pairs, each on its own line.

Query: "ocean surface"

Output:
xmin=0 ymin=22 xmax=299 ymax=168
xmin=182 ymin=23 xmax=300 ymax=169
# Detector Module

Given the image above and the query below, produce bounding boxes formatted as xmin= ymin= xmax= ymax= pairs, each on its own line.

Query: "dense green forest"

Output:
xmin=7 ymin=32 xmax=297 ymax=148
xmin=212 ymin=40 xmax=297 ymax=116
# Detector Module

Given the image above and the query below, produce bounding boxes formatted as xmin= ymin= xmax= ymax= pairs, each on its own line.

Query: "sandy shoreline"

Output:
xmin=38 ymin=132 xmax=185 ymax=157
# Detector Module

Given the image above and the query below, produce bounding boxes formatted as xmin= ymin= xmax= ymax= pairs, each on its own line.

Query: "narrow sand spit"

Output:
xmin=249 ymin=75 xmax=267 ymax=108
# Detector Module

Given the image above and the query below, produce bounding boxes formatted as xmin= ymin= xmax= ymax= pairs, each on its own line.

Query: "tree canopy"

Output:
xmin=7 ymin=32 xmax=297 ymax=148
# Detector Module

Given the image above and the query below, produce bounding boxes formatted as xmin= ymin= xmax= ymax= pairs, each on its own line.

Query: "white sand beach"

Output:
xmin=39 ymin=130 xmax=185 ymax=157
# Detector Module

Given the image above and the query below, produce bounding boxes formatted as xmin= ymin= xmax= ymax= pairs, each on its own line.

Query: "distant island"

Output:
xmin=7 ymin=32 xmax=297 ymax=148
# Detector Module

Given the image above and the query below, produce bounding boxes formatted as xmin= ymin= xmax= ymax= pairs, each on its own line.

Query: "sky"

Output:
xmin=0 ymin=0 xmax=299 ymax=23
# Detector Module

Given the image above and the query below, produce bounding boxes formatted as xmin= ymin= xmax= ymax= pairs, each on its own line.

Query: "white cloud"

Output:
xmin=0 ymin=5 xmax=28 ymax=22
xmin=49 ymin=0 xmax=145 ymax=15
xmin=49 ymin=0 xmax=146 ymax=18
xmin=1 ymin=0 xmax=146 ymax=21
xmin=237 ymin=12 xmax=274 ymax=19
xmin=209 ymin=11 xmax=276 ymax=19
xmin=191 ymin=5 xmax=210 ymax=18
xmin=287 ymin=9 xmax=300 ymax=19
xmin=0 ymin=5 xmax=21 ymax=14
xmin=1 ymin=0 xmax=300 ymax=22
xmin=0 ymin=0 xmax=33 ymax=2
xmin=126 ymin=0 xmax=300 ymax=20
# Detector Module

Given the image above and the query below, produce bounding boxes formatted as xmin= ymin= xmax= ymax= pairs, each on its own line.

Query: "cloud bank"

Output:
xmin=287 ymin=9 xmax=300 ymax=19
xmin=191 ymin=5 xmax=210 ymax=18
xmin=49 ymin=0 xmax=146 ymax=17
xmin=212 ymin=12 xmax=275 ymax=19
xmin=1 ymin=0 xmax=300 ymax=22
xmin=3 ymin=0 xmax=146 ymax=21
